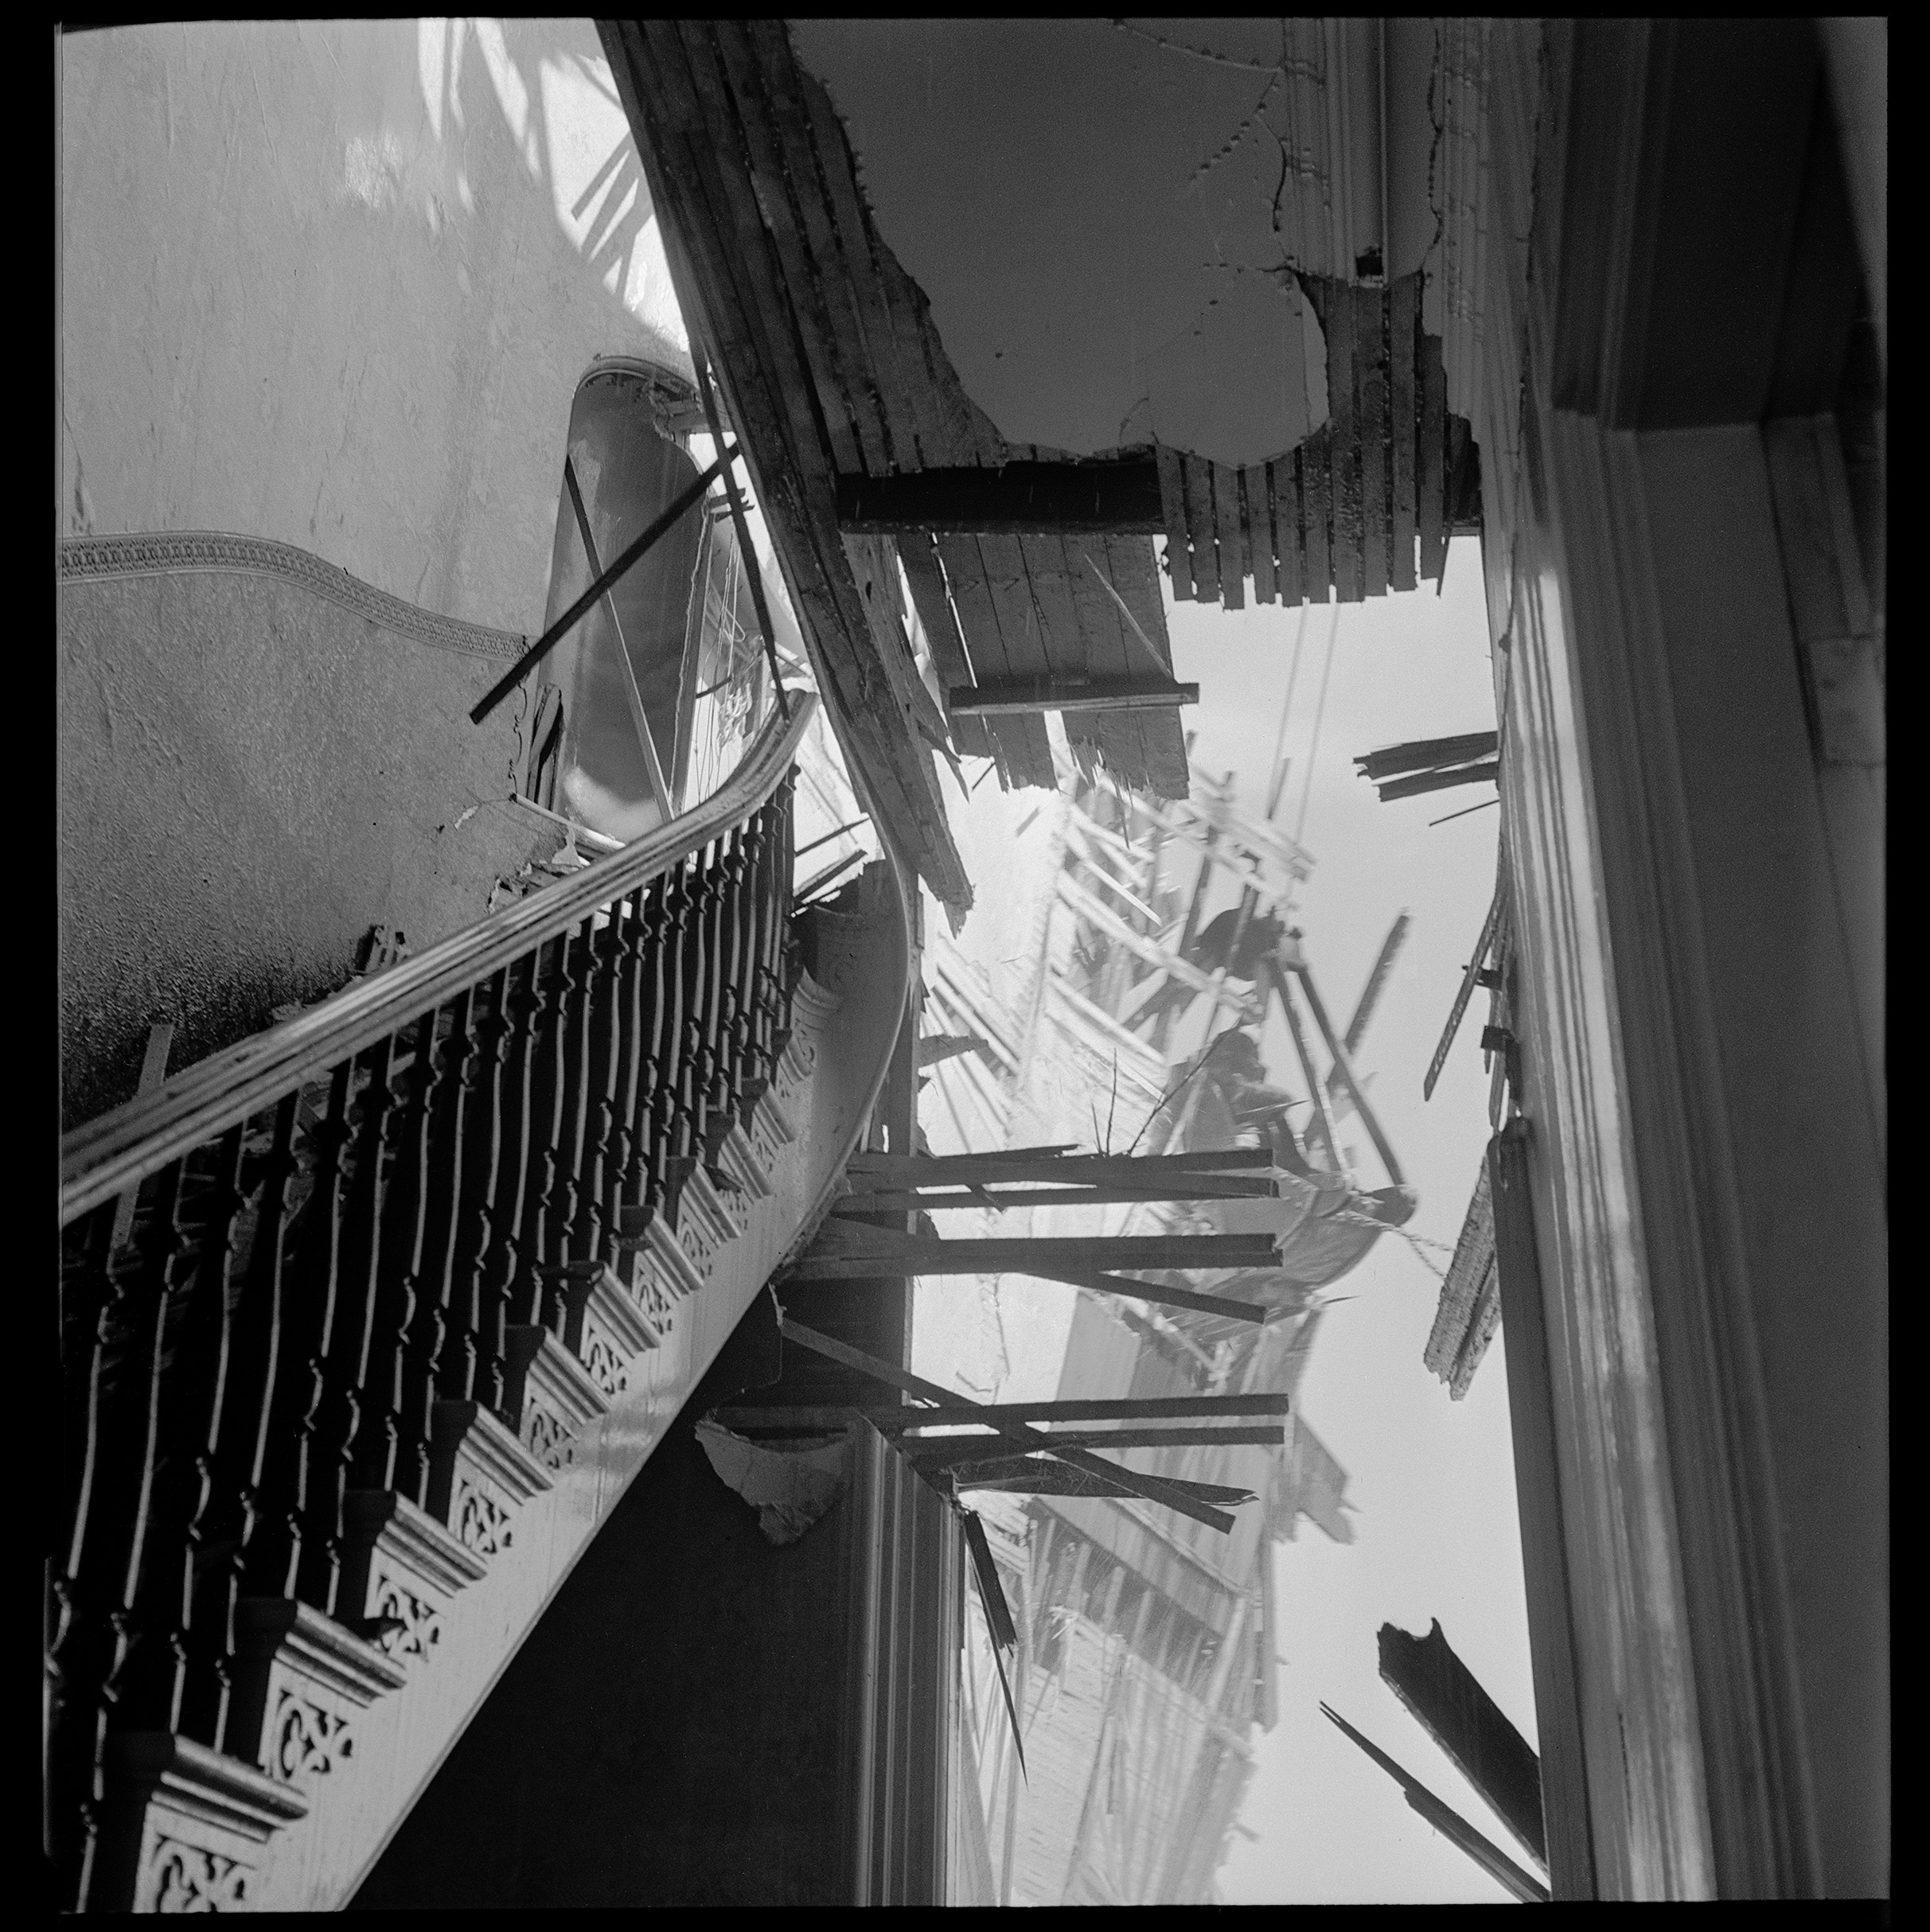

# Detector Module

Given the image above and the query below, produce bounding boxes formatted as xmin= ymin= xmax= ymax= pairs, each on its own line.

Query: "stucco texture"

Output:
xmin=59 ymin=19 xmax=685 ymax=637
xmin=58 ymin=568 xmax=542 ymax=1129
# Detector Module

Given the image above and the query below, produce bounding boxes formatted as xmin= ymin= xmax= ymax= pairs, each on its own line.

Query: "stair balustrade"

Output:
xmin=53 ymin=694 xmax=818 ymax=1911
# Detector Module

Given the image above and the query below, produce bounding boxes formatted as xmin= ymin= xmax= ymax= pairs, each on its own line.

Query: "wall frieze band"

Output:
xmin=57 ymin=530 xmax=528 ymax=660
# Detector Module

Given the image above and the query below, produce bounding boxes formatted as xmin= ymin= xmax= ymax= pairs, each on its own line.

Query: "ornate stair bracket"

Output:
xmin=226 ymin=1599 xmax=408 ymax=1796
xmin=502 ymin=1322 xmax=614 ymax=1471
xmin=336 ymin=1490 xmax=489 ymax=1672
xmin=93 ymin=1733 xmax=310 ymax=1911
xmin=555 ymin=1264 xmax=663 ymax=1401
xmin=426 ymin=1400 xmax=555 ymax=1561
xmin=713 ymin=1117 xmax=774 ymax=1203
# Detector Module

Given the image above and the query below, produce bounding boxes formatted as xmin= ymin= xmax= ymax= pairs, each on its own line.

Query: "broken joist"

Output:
xmin=774 ymin=1316 xmax=1241 ymax=1533
xmin=711 ymin=1393 xmax=1291 ymax=1432
xmin=786 ymin=1229 xmax=1277 ymax=1323
xmin=947 ymin=674 xmax=1199 ymax=716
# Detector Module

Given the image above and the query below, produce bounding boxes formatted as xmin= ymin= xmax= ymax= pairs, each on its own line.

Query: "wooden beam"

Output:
xmin=835 ymin=460 xmax=1164 ymax=534
xmin=944 ymin=1462 xmax=1257 ymax=1504
xmin=1320 ymin=1704 xmax=1550 ymax=1903
xmin=789 ymin=1249 xmax=1268 ymax=1324
xmin=774 ymin=1316 xmax=1240 ymax=1532
xmin=844 ymin=1147 xmax=1273 ymax=1185
xmin=839 ymin=1178 xmax=1277 ymax=1212
xmin=900 ymin=1424 xmax=1285 ymax=1453
xmin=1154 ymin=444 xmax=1194 ymax=600
xmin=1373 ymin=761 xmax=1500 ymax=803
xmin=1269 ymin=960 xmax=1348 ymax=1178
xmin=1379 ymin=1618 xmax=1549 ymax=1870
xmin=800 ymin=1233 xmax=1281 ymax=1271
xmin=1294 ymin=964 xmax=1406 ymax=1188
xmin=712 ymin=1393 xmax=1291 ymax=1431
xmin=947 ymin=674 xmax=1199 ymax=716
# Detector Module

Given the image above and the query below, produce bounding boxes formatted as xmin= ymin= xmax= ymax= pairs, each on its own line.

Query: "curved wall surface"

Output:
xmin=60 ymin=19 xmax=687 ymax=639
xmin=58 ymin=539 xmax=543 ymax=1128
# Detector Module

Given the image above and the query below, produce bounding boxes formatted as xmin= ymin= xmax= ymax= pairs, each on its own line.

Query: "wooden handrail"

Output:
xmin=60 ymin=691 xmax=819 ymax=1225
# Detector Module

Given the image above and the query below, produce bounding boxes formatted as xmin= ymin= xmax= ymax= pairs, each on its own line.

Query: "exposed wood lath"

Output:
xmin=602 ymin=20 xmax=973 ymax=912
xmin=1160 ymin=272 xmax=1475 ymax=611
xmin=602 ymin=20 xmax=1188 ymax=817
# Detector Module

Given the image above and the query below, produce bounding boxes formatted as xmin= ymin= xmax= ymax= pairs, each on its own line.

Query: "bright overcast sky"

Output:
xmin=1163 ymin=537 xmax=1534 ymax=1903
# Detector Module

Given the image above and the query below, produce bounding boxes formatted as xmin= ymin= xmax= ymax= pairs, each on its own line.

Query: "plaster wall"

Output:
xmin=787 ymin=18 xmax=1440 ymax=469
xmin=57 ymin=565 xmax=539 ymax=1128
xmin=59 ymin=19 xmax=685 ymax=637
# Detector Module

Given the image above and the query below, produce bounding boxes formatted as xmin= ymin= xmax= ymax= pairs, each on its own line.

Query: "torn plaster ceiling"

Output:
xmin=790 ymin=19 xmax=1330 ymax=469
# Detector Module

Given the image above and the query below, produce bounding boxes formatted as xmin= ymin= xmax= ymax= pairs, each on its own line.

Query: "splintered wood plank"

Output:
xmin=1302 ymin=432 xmax=1332 ymax=603
xmin=1016 ymin=536 xmax=1090 ymax=680
xmin=904 ymin=275 xmax=1004 ymax=469
xmin=781 ymin=36 xmax=980 ymax=471
xmin=781 ymin=32 xmax=931 ymax=473
xmin=1390 ymin=273 xmax=1418 ymax=591
xmin=900 ymin=533 xmax=991 ymax=757
xmin=1273 ymin=456 xmax=1304 ymax=606
xmin=730 ymin=21 xmax=891 ymax=475
xmin=662 ymin=31 xmax=829 ymax=487
xmin=1361 ymin=286 xmax=1390 ymax=598
xmin=1213 ymin=460 xmax=1246 ymax=609
xmin=705 ymin=22 xmax=861 ymax=477
xmin=1328 ymin=287 xmax=1365 ymax=602
xmin=614 ymin=25 xmax=972 ymax=910
xmin=1101 ymin=536 xmax=1188 ymax=798
xmin=948 ymin=534 xmax=1054 ymax=786
xmin=1067 ymin=536 xmax=1148 ymax=793
xmin=1182 ymin=454 xmax=1221 ymax=602
xmin=1419 ymin=329 xmax=1446 ymax=582
xmin=1154 ymin=443 xmax=1194 ymax=600
xmin=845 ymin=532 xmax=949 ymax=751
xmin=1248 ymin=466 xmax=1278 ymax=603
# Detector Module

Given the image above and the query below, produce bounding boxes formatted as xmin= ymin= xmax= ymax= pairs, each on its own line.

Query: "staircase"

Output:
xmin=51 ymin=691 xmax=902 ymax=1911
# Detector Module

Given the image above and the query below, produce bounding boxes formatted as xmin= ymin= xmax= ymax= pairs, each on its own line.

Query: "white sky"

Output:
xmin=1162 ymin=539 xmax=1536 ymax=1903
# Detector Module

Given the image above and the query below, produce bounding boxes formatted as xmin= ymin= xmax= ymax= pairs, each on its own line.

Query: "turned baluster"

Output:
xmin=599 ymin=885 xmax=656 ymax=1269
xmin=183 ymin=1097 xmax=303 ymax=1756
xmin=705 ymin=824 xmax=754 ymax=1151
xmin=251 ymin=1065 xmax=355 ymax=1609
xmin=302 ymin=1037 xmax=401 ymax=1615
xmin=678 ymin=839 xmax=728 ymax=1174
xmin=737 ymin=804 xmax=778 ymax=1104
xmin=354 ymin=1008 xmax=446 ymax=1509
xmin=748 ymin=800 xmax=789 ymax=1096
xmin=484 ymin=952 xmax=544 ymax=1347
xmin=49 ymin=1198 xmax=126 ymax=1910
xmin=440 ymin=968 xmax=513 ymax=1413
xmin=113 ymin=1125 xmax=250 ymax=1750
xmin=649 ymin=855 xmax=698 ymax=1220
xmin=519 ymin=923 xmax=590 ymax=1336
xmin=567 ymin=902 xmax=630 ymax=1268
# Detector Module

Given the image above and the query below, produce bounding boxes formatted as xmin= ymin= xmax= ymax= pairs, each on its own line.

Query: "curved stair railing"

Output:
xmin=53 ymin=692 xmax=820 ymax=1911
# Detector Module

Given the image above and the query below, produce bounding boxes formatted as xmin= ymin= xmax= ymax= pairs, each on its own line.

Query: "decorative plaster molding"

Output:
xmin=95 ymin=1732 xmax=310 ymax=1912
xmin=226 ymin=1598 xmax=407 ymax=1796
xmin=337 ymin=1489 xmax=489 ymax=1669
xmin=427 ymin=1400 xmax=556 ymax=1558
xmin=503 ymin=1323 xmax=613 ymax=1471
xmin=57 ymin=530 xmax=528 ymax=660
